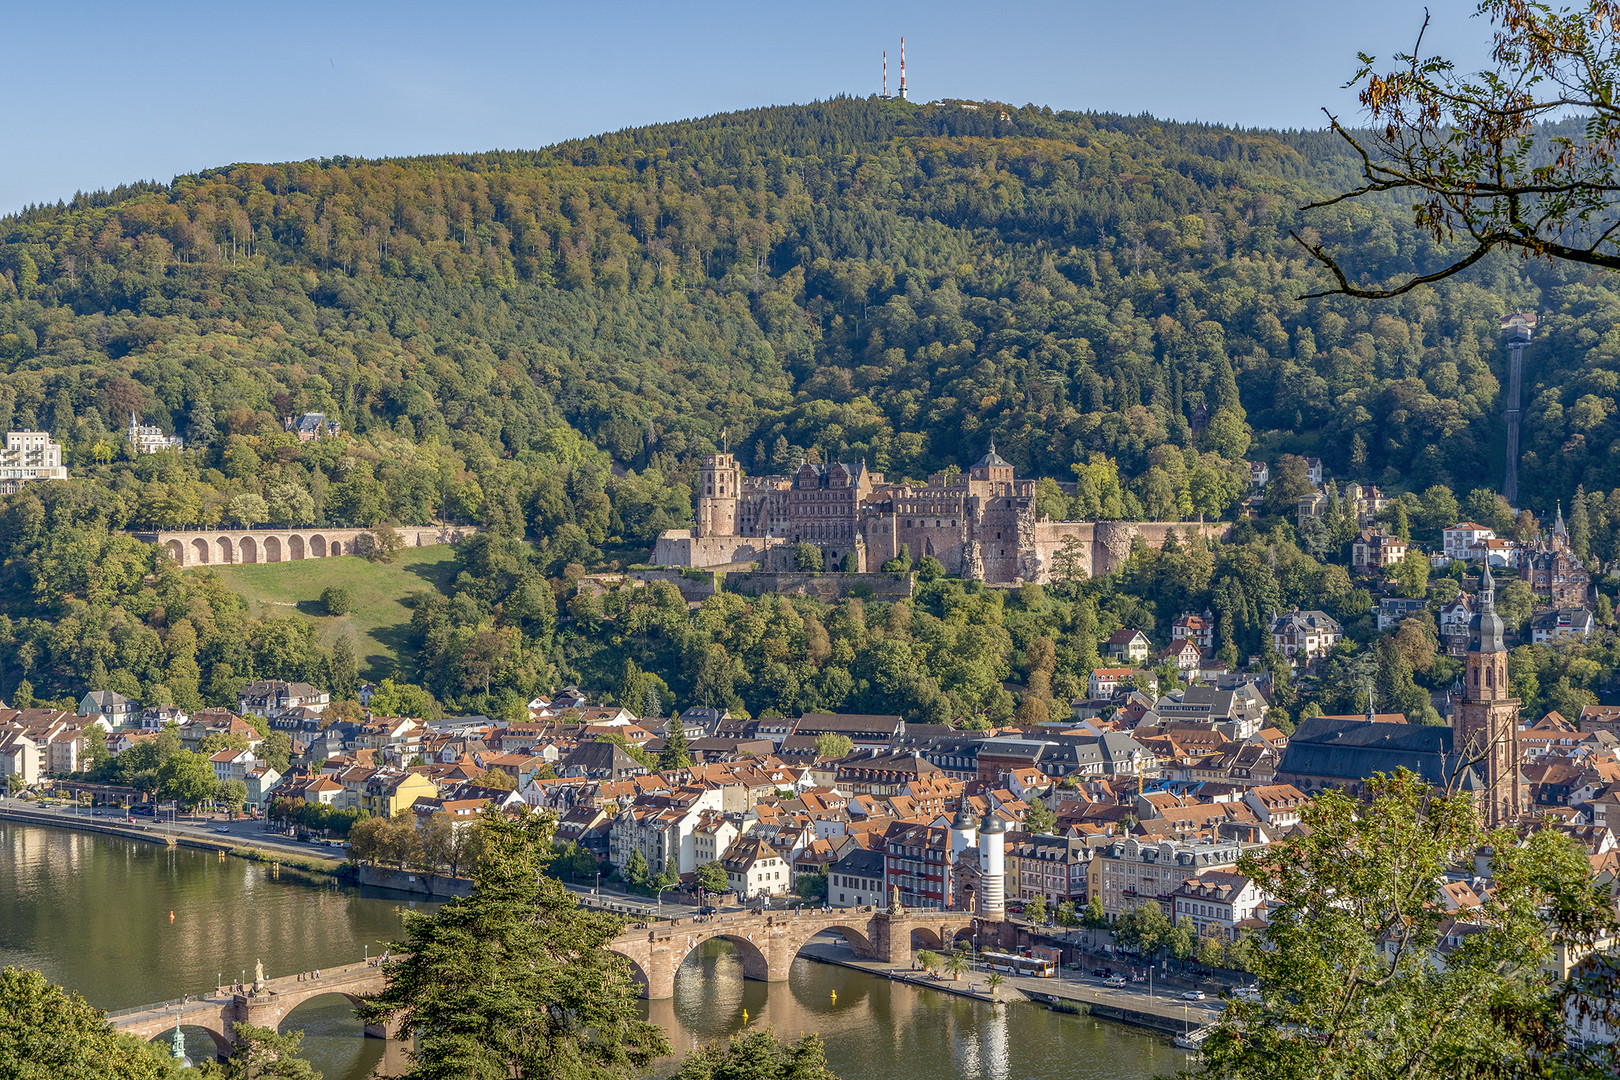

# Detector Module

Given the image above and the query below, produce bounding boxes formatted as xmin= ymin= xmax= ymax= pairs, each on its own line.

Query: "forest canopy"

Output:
xmin=3 ymin=96 xmax=1619 ymax=719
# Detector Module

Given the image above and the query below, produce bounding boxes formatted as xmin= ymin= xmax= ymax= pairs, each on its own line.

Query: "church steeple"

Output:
xmin=1472 ymin=562 xmax=1506 ymax=654
xmin=1456 ymin=559 xmax=1521 ymax=826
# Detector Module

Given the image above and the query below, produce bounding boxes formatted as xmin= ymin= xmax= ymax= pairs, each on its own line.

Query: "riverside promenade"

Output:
xmin=797 ymin=938 xmax=1224 ymax=1036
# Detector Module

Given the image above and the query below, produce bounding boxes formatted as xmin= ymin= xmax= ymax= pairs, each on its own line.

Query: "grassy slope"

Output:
xmin=203 ymin=546 xmax=458 ymax=681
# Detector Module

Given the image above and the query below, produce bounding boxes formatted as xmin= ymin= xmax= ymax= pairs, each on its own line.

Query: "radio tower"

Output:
xmin=882 ymin=50 xmax=889 ymax=99
xmin=1500 ymin=312 xmax=1536 ymax=507
xmin=899 ymin=37 xmax=908 ymax=100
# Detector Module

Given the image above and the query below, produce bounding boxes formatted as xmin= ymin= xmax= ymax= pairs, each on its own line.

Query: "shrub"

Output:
xmin=321 ymin=585 xmax=355 ymax=615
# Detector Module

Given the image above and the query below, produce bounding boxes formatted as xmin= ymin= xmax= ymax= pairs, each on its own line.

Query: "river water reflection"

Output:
xmin=0 ymin=820 xmax=1182 ymax=1079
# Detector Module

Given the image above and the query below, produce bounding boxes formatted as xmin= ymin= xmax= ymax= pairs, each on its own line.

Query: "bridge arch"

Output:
xmin=147 ymin=1023 xmax=233 ymax=1061
xmin=217 ymin=536 xmax=234 ymax=564
xmin=239 ymin=536 xmax=259 ymax=563
xmin=264 ymin=535 xmax=283 ymax=562
xmin=164 ymin=539 xmax=184 ymax=563
xmin=288 ymin=534 xmax=306 ymax=560
xmin=274 ymin=988 xmax=369 ymax=1037
xmin=910 ymin=926 xmax=947 ymax=952
xmin=685 ymin=932 xmax=771 ymax=983
xmin=191 ymin=537 xmax=210 ymax=565
xmin=310 ymin=534 xmax=328 ymax=558
xmin=788 ymin=923 xmax=873 ymax=959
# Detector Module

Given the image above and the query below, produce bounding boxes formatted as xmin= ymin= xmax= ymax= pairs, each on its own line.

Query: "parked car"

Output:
xmin=1091 ymin=967 xmax=1113 ymax=978
xmin=1232 ymin=986 xmax=1261 ymax=1003
xmin=1181 ymin=990 xmax=1206 ymax=1001
xmin=697 ymin=906 xmax=718 ymax=916
xmin=1105 ymin=974 xmax=1128 ymax=988
xmin=131 ymin=805 xmax=155 ymax=817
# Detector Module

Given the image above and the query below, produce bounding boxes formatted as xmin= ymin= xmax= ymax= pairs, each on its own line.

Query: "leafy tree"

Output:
xmin=259 ymin=731 xmax=293 ymax=774
xmin=1023 ymin=798 xmax=1056 ymax=835
xmin=473 ymin=767 xmax=516 ymax=792
xmin=358 ymin=811 xmax=667 ymax=1079
xmin=157 ymin=749 xmax=217 ymax=809
xmin=1308 ymin=0 xmax=1620 ymax=295
xmin=793 ymin=543 xmax=824 ymax=572
xmin=794 ymin=869 xmax=828 ymax=903
xmin=1195 ymin=769 xmax=1620 ymax=1080
xmin=914 ymin=949 xmax=940 ymax=973
xmin=366 ymin=679 xmax=439 ymax=721
xmin=1055 ymin=900 xmax=1078 ymax=928
xmin=1024 ymin=895 xmax=1048 ymax=925
xmin=219 ymin=778 xmax=249 ymax=816
xmin=0 ymin=966 xmax=169 ymax=1080
xmin=694 ymin=861 xmax=729 ymax=896
xmin=811 ymin=732 xmax=853 ymax=760
xmin=671 ymin=1030 xmax=839 ymax=1080
xmin=213 ymin=1022 xmax=321 ymax=1080
xmin=1083 ymin=895 xmax=1107 ymax=928
xmin=320 ymin=586 xmax=354 ymax=617
xmin=624 ymin=849 xmax=652 ymax=889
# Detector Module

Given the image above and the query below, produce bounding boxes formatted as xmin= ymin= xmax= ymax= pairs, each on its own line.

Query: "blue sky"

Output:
xmin=0 ymin=0 xmax=1488 ymax=215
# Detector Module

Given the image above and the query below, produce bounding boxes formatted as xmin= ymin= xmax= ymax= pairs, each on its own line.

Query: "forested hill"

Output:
xmin=2 ymin=96 xmax=1619 ymax=542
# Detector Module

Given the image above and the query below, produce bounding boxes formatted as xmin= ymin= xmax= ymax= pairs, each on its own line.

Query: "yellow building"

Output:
xmin=363 ymin=770 xmax=438 ymax=818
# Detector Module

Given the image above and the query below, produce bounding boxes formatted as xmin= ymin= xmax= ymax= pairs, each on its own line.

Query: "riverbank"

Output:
xmin=0 ymin=803 xmax=349 ymax=879
xmin=797 ymin=939 xmax=1220 ymax=1037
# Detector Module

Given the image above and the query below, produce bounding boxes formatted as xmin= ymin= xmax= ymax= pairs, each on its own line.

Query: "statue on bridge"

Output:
xmin=889 ymin=885 xmax=903 ymax=915
xmin=253 ymin=959 xmax=264 ymax=993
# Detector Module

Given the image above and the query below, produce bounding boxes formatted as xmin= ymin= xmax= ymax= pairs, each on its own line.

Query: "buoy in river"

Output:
xmin=169 ymin=911 xmax=175 ymax=923
xmin=741 ymin=1008 xmax=749 ymax=1024
xmin=830 ymin=990 xmax=837 ymax=1002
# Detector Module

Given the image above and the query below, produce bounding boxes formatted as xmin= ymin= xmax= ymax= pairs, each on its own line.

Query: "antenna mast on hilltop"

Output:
xmin=899 ymin=36 xmax=908 ymax=100
xmin=882 ymin=50 xmax=889 ymax=99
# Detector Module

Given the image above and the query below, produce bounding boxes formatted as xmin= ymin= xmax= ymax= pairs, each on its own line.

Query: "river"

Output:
xmin=0 ymin=820 xmax=1186 ymax=1079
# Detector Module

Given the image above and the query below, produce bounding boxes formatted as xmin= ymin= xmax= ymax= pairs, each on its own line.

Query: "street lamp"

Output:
xmin=656 ymin=880 xmax=679 ymax=913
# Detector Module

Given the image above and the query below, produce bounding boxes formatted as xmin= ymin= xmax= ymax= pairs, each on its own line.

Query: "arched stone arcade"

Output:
xmin=134 ymin=525 xmax=478 ymax=567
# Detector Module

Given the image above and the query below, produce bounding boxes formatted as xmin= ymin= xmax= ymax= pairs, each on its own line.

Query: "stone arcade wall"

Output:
xmin=133 ymin=525 xmax=477 ymax=568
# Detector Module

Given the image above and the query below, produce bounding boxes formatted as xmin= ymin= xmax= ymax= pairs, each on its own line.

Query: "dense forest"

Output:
xmin=3 ymin=96 xmax=1620 ymax=723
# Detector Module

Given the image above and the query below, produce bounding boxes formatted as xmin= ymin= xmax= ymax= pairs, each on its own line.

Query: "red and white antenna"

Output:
xmin=899 ymin=37 xmax=907 ymax=100
xmin=883 ymin=50 xmax=888 ymax=99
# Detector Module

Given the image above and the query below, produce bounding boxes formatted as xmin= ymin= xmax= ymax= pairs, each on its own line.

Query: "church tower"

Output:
xmin=695 ymin=451 xmax=739 ymax=538
xmin=1452 ymin=563 xmax=1521 ymax=826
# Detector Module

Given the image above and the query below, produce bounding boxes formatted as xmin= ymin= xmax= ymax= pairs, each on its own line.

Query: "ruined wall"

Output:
xmin=627 ymin=568 xmax=719 ymax=603
xmin=725 ymin=571 xmax=915 ymax=602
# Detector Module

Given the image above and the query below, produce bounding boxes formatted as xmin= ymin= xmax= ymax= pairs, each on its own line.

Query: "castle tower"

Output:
xmin=1452 ymin=563 xmax=1521 ymax=827
xmin=695 ymin=452 xmax=740 ymax=538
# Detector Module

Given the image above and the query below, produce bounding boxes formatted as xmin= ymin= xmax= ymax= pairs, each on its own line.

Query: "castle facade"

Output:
xmin=653 ymin=444 xmax=1228 ymax=585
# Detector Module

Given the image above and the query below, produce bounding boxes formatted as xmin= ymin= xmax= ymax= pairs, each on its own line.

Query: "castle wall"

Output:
xmin=652 ymin=530 xmax=783 ymax=569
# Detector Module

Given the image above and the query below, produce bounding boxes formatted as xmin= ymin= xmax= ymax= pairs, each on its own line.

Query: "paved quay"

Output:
xmin=797 ymin=938 xmax=1224 ymax=1035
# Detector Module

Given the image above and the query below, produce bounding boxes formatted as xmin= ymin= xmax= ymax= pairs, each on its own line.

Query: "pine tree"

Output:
xmin=329 ymin=635 xmax=358 ymax=700
xmin=1390 ymin=501 xmax=1411 ymax=541
xmin=658 ymin=719 xmax=691 ymax=770
xmin=1570 ymin=484 xmax=1591 ymax=560
xmin=358 ymin=812 xmax=668 ymax=1080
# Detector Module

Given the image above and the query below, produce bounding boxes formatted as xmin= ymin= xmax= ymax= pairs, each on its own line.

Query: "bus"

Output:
xmin=980 ymin=951 xmax=1056 ymax=978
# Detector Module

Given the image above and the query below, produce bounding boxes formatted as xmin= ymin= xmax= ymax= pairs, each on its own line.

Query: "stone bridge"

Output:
xmin=608 ymin=907 xmax=976 ymax=999
xmin=110 ymin=960 xmax=396 ymax=1055
xmin=132 ymin=525 xmax=477 ymax=567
